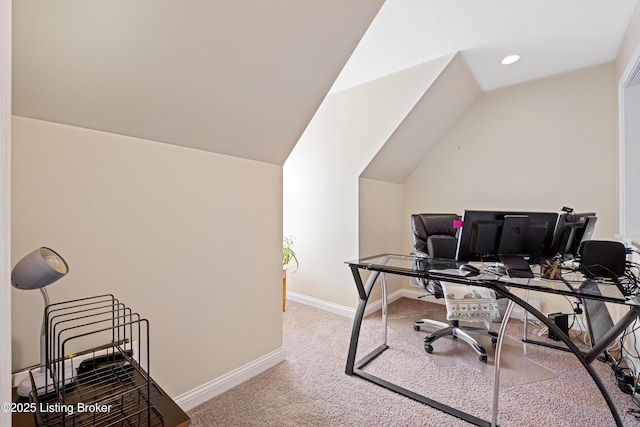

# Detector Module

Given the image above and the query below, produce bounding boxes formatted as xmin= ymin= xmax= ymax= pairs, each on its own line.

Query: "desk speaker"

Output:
xmin=578 ymin=240 xmax=626 ymax=279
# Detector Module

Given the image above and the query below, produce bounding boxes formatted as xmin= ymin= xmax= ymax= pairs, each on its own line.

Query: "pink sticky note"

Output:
xmin=453 ymin=220 xmax=463 ymax=228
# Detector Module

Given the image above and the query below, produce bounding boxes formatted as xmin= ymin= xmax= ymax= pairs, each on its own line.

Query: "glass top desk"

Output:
xmin=345 ymin=254 xmax=640 ymax=427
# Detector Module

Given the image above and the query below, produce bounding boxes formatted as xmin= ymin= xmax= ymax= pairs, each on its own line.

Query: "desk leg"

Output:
xmin=489 ymin=285 xmax=626 ymax=427
xmin=523 ymin=289 xmax=529 ymax=355
xmin=381 ymin=273 xmax=388 ymax=346
xmin=345 ymin=267 xmax=383 ymax=375
xmin=346 ymin=266 xmax=494 ymax=426
xmin=492 ymin=299 xmax=515 ymax=427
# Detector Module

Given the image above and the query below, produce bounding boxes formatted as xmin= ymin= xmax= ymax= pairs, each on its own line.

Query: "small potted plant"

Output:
xmin=283 ymin=236 xmax=299 ymax=272
xmin=282 ymin=236 xmax=299 ymax=311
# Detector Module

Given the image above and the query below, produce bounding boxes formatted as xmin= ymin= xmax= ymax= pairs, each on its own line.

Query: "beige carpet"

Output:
xmin=386 ymin=298 xmax=557 ymax=387
xmin=187 ymin=298 xmax=640 ymax=426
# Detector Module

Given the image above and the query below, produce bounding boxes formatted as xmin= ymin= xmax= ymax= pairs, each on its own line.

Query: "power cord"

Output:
xmin=533 ymin=326 xmax=548 ymax=337
xmin=627 ymin=408 xmax=640 ymax=421
xmin=604 ymin=318 xmax=640 ymax=419
xmin=586 ymin=252 xmax=640 ymax=417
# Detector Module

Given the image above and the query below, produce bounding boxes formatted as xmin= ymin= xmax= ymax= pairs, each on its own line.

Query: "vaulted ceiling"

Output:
xmin=12 ymin=1 xmax=640 ymax=167
xmin=12 ymin=1 xmax=384 ymax=165
xmin=334 ymin=0 xmax=640 ymax=93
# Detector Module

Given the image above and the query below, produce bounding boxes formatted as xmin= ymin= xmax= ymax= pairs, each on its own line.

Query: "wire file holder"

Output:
xmin=27 ymin=294 xmax=164 ymax=426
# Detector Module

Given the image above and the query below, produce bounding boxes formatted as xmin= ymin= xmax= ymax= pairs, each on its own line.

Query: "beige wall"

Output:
xmin=359 ymin=178 xmax=405 ymax=257
xmin=359 ymin=178 xmax=406 ymax=298
xmin=404 ymin=62 xmax=617 ymax=234
xmin=284 ymin=57 xmax=454 ymax=309
xmin=403 ymin=62 xmax=618 ymax=313
xmin=11 ymin=117 xmax=283 ymax=397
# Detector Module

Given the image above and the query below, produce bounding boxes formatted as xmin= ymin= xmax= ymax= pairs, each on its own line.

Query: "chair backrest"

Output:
xmin=411 ymin=213 xmax=459 ymax=259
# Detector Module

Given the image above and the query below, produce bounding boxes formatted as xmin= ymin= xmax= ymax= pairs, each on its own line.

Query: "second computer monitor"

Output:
xmin=549 ymin=212 xmax=597 ymax=259
xmin=455 ymin=210 xmax=559 ymax=263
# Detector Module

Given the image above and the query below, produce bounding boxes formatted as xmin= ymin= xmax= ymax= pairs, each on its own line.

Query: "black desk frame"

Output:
xmin=345 ymin=254 xmax=640 ymax=427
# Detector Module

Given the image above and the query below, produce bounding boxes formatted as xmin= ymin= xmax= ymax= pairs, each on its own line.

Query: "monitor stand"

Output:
xmin=499 ymin=254 xmax=534 ymax=278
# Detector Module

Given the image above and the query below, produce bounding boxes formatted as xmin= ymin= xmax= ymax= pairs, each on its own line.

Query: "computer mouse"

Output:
xmin=459 ymin=264 xmax=481 ymax=275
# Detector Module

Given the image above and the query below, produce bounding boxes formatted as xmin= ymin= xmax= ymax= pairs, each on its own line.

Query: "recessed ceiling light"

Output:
xmin=501 ymin=55 xmax=520 ymax=65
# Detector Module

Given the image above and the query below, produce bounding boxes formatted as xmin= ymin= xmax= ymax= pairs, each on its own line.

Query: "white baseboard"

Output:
xmin=287 ymin=288 xmax=549 ymax=326
xmin=172 ymin=289 xmax=438 ymax=412
xmin=286 ymin=288 xmax=536 ymax=335
xmin=174 ymin=347 xmax=286 ymax=412
xmin=286 ymin=291 xmax=355 ymax=317
xmin=286 ymin=288 xmax=444 ymax=319
xmin=173 ymin=290 xmax=554 ymax=412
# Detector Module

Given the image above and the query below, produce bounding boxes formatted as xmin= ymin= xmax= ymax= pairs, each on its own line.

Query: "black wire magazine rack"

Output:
xmin=27 ymin=294 xmax=164 ymax=426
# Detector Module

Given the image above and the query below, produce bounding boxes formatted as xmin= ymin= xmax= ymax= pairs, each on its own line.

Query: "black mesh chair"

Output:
xmin=411 ymin=213 xmax=498 ymax=362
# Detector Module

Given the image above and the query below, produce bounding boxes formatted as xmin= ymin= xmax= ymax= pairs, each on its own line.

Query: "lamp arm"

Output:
xmin=39 ymin=287 xmax=50 ymax=373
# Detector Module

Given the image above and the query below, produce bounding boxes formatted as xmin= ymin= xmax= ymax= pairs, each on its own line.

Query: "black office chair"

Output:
xmin=411 ymin=213 xmax=498 ymax=362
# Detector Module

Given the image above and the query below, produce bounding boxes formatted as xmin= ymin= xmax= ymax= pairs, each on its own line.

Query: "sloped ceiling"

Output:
xmin=12 ymin=1 xmax=384 ymax=165
xmin=354 ymin=0 xmax=638 ymax=183
xmin=334 ymin=0 xmax=640 ymax=93
xmin=360 ymin=53 xmax=482 ymax=183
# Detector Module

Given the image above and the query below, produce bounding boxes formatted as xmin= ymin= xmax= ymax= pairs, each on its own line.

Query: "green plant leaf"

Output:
xmin=283 ymin=236 xmax=299 ymax=271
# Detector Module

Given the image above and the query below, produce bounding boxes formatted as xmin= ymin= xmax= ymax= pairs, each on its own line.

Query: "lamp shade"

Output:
xmin=11 ymin=247 xmax=69 ymax=290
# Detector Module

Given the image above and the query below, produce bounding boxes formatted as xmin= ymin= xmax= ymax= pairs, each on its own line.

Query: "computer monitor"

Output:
xmin=455 ymin=210 xmax=559 ymax=264
xmin=549 ymin=212 xmax=597 ymax=259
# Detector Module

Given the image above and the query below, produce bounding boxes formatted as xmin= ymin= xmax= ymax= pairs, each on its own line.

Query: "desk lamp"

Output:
xmin=12 ymin=247 xmax=71 ymax=397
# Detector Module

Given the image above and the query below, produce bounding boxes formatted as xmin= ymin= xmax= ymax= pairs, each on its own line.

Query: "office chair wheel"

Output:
xmin=413 ymin=324 xmax=420 ymax=331
xmin=424 ymin=343 xmax=433 ymax=353
xmin=479 ymin=354 xmax=488 ymax=363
